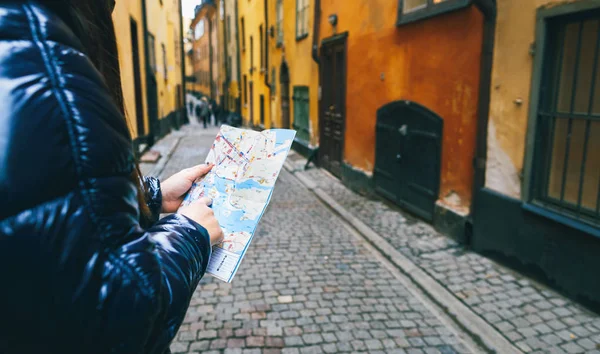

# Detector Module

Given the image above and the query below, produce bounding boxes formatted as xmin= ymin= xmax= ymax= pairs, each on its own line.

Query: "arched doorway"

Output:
xmin=374 ymin=101 xmax=443 ymax=221
xmin=279 ymin=61 xmax=290 ymax=129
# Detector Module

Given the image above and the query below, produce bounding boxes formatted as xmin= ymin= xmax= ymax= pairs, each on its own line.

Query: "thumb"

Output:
xmin=184 ymin=164 xmax=214 ymax=181
xmin=198 ymin=197 xmax=213 ymax=206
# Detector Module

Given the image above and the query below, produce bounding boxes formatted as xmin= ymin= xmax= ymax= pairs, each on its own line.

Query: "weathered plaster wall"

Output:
xmin=486 ymin=0 xmax=581 ymax=198
xmin=319 ymin=0 xmax=483 ymax=206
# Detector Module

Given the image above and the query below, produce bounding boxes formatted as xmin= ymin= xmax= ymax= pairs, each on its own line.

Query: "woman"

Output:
xmin=0 ymin=1 xmax=223 ymax=353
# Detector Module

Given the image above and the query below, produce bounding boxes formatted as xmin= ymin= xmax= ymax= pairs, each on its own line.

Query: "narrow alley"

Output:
xmin=142 ymin=126 xmax=600 ymax=354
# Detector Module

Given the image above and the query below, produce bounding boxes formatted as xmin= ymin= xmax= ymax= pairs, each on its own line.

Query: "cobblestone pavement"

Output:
xmin=290 ymin=153 xmax=600 ymax=354
xmin=144 ymin=126 xmax=481 ymax=354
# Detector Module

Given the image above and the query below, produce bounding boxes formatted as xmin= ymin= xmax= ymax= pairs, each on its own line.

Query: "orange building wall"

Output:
xmin=319 ymin=1 xmax=483 ymax=207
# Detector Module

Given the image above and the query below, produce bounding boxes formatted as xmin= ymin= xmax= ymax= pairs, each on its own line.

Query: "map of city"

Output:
xmin=180 ymin=125 xmax=296 ymax=282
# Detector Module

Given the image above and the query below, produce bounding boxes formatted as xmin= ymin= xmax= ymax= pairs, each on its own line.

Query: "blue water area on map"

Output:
xmin=273 ymin=129 xmax=296 ymax=147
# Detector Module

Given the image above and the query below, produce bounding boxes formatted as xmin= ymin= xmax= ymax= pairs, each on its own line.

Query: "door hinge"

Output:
xmin=318 ymin=86 xmax=322 ymax=101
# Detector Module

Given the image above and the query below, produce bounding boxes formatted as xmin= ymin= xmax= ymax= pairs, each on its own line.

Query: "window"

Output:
xmin=296 ymin=0 xmax=309 ymax=40
xmin=226 ymin=15 xmax=231 ymax=44
xmin=147 ymin=33 xmax=156 ymax=73
xmin=276 ymin=0 xmax=284 ymax=46
xmin=529 ymin=9 xmax=600 ymax=226
xmin=271 ymin=67 xmax=276 ymax=96
xmin=250 ymin=36 xmax=254 ymax=73
xmin=162 ymin=43 xmax=167 ymax=81
xmin=260 ymin=25 xmax=264 ymax=71
xmin=244 ymin=75 xmax=248 ymax=104
xmin=293 ymin=86 xmax=310 ymax=142
xmin=174 ymin=28 xmax=181 ymax=66
xmin=195 ymin=19 xmax=205 ymax=40
xmin=396 ymin=0 xmax=470 ymax=26
xmin=241 ymin=17 xmax=246 ymax=51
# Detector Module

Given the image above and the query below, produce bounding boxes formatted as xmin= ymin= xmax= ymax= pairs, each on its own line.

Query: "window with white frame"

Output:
xmin=296 ymin=0 xmax=309 ymax=40
xmin=276 ymin=0 xmax=284 ymax=46
xmin=397 ymin=0 xmax=470 ymax=25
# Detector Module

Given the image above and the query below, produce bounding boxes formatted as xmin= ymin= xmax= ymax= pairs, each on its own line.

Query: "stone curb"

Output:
xmin=283 ymin=161 xmax=523 ymax=354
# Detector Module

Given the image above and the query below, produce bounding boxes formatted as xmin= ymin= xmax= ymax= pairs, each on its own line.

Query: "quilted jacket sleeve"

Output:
xmin=0 ymin=4 xmax=211 ymax=354
xmin=145 ymin=176 xmax=164 ymax=224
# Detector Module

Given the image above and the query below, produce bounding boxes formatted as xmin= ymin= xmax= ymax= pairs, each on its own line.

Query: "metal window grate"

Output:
xmin=535 ymin=12 xmax=600 ymax=226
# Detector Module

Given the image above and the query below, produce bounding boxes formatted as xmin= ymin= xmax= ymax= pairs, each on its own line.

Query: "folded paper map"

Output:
xmin=180 ymin=125 xmax=296 ymax=282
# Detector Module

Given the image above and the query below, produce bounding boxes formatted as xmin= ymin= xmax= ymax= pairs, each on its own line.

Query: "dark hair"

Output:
xmin=39 ymin=0 xmax=152 ymax=221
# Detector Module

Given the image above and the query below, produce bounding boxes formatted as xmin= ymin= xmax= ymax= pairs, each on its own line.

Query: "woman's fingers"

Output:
xmin=184 ymin=163 xmax=214 ymax=182
xmin=198 ymin=197 xmax=213 ymax=206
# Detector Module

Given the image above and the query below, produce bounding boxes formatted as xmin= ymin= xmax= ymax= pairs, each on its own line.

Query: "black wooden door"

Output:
xmin=374 ymin=101 xmax=443 ymax=221
xmin=319 ymin=36 xmax=347 ymax=178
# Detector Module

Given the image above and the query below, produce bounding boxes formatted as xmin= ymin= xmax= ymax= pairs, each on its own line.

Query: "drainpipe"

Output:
xmin=264 ymin=0 xmax=270 ymax=90
xmin=470 ymin=0 xmax=497 ymax=222
xmin=311 ymin=0 xmax=321 ymax=64
xmin=178 ymin=0 xmax=187 ymax=125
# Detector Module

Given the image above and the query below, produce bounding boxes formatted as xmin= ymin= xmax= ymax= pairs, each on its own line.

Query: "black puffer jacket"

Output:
xmin=0 ymin=2 xmax=211 ymax=353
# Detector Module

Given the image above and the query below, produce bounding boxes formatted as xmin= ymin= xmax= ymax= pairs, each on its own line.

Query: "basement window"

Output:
xmin=397 ymin=0 xmax=471 ymax=26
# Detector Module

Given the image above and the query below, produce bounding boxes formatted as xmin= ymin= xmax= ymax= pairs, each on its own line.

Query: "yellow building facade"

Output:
xmin=236 ymin=0 xmax=318 ymax=151
xmin=269 ymin=0 xmax=319 ymax=149
xmin=145 ymin=0 xmax=185 ymax=136
xmin=183 ymin=17 xmax=197 ymax=93
xmin=113 ymin=1 xmax=148 ymax=140
xmin=238 ymin=0 xmax=271 ymax=128
xmin=113 ymin=0 xmax=185 ymax=146
xmin=219 ymin=0 xmax=241 ymax=113
xmin=191 ymin=2 xmax=216 ymax=97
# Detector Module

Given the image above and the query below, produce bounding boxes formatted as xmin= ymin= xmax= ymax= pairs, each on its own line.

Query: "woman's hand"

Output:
xmin=161 ymin=164 xmax=213 ymax=213
xmin=179 ymin=197 xmax=224 ymax=246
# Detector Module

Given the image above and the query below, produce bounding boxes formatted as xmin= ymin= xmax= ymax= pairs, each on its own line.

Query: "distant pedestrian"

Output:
xmin=195 ymin=100 xmax=202 ymax=124
xmin=210 ymin=99 xmax=221 ymax=126
xmin=201 ymin=97 xmax=210 ymax=128
xmin=0 ymin=1 xmax=223 ymax=353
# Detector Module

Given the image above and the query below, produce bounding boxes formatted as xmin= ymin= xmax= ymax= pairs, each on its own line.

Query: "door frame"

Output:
xmin=318 ymin=32 xmax=348 ymax=177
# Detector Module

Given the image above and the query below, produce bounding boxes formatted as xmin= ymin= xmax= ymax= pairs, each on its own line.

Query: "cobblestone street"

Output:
xmin=141 ymin=125 xmax=600 ymax=354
